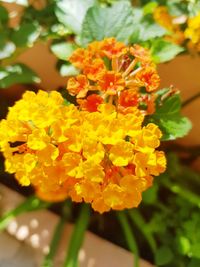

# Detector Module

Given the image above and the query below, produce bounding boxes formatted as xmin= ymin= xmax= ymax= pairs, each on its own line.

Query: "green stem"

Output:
xmin=127 ymin=209 xmax=156 ymax=254
xmin=0 ymin=195 xmax=50 ymax=231
xmin=42 ymin=200 xmax=72 ymax=267
xmin=63 ymin=204 xmax=90 ymax=267
xmin=116 ymin=211 xmax=139 ymax=267
xmin=163 ymin=180 xmax=200 ymax=207
xmin=182 ymin=92 xmax=200 ymax=107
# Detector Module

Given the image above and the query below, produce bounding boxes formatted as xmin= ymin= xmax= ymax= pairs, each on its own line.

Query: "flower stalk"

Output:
xmin=116 ymin=211 xmax=139 ymax=267
xmin=42 ymin=200 xmax=72 ymax=267
xmin=63 ymin=204 xmax=90 ymax=267
xmin=127 ymin=209 xmax=156 ymax=254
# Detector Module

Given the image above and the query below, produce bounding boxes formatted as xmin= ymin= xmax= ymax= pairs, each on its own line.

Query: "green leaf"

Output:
xmin=55 ymin=0 xmax=96 ymax=35
xmin=0 ymin=41 xmax=15 ymax=60
xmin=188 ymin=258 xmax=200 ymax=267
xmin=0 ymin=32 xmax=16 ymax=60
xmin=155 ymin=246 xmax=173 ymax=266
xmin=142 ymin=183 xmax=158 ymax=204
xmin=131 ymin=22 xmax=166 ymax=43
xmin=176 ymin=236 xmax=191 ymax=255
xmin=50 ymin=42 xmax=76 ymax=61
xmin=11 ymin=22 xmax=40 ymax=47
xmin=81 ymin=1 xmax=134 ymax=45
xmin=151 ymin=39 xmax=184 ymax=63
xmin=149 ymin=89 xmax=192 ymax=140
xmin=191 ymin=243 xmax=200 ymax=258
xmin=0 ymin=64 xmax=40 ymax=88
xmin=143 ymin=2 xmax=158 ymax=15
xmin=0 ymin=5 xmax=9 ymax=24
xmin=58 ymin=62 xmax=79 ymax=77
xmin=158 ymin=116 xmax=192 ymax=141
xmin=155 ymin=94 xmax=181 ymax=118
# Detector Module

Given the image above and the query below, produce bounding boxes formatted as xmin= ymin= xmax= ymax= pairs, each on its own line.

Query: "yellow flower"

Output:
xmin=27 ymin=128 xmax=50 ymax=150
xmin=109 ymin=141 xmax=134 ymax=166
xmin=82 ymin=138 xmax=105 ymax=164
xmin=185 ymin=12 xmax=200 ymax=51
xmin=82 ymin=160 xmax=105 ymax=183
xmin=0 ymin=39 xmax=167 ymax=213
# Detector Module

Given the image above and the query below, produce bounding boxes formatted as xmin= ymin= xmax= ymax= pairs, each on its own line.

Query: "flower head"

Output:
xmin=185 ymin=12 xmax=200 ymax=51
xmin=0 ymin=39 xmax=166 ymax=213
xmin=68 ymin=38 xmax=160 ymax=115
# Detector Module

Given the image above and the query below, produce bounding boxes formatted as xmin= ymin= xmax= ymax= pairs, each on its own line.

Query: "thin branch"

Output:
xmin=182 ymin=92 xmax=200 ymax=108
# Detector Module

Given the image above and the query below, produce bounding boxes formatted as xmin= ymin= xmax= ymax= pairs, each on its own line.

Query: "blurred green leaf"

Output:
xmin=55 ymin=0 xmax=96 ymax=34
xmin=188 ymin=258 xmax=200 ymax=267
xmin=0 ymin=33 xmax=16 ymax=59
xmin=0 ymin=42 xmax=15 ymax=60
xmin=0 ymin=5 xmax=9 ymax=24
xmin=191 ymin=244 xmax=200 ymax=258
xmin=176 ymin=236 xmax=191 ymax=255
xmin=143 ymin=2 xmax=158 ymax=15
xmin=151 ymin=39 xmax=184 ymax=63
xmin=142 ymin=183 xmax=158 ymax=204
xmin=131 ymin=22 xmax=166 ymax=43
xmin=50 ymin=42 xmax=77 ymax=60
xmin=81 ymin=1 xmax=134 ymax=45
xmin=58 ymin=62 xmax=79 ymax=77
xmin=155 ymin=246 xmax=173 ymax=266
xmin=0 ymin=63 xmax=40 ymax=88
xmin=11 ymin=22 xmax=40 ymax=47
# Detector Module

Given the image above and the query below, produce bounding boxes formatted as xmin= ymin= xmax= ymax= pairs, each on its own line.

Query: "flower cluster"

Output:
xmin=68 ymin=38 xmax=160 ymax=115
xmin=185 ymin=12 xmax=200 ymax=51
xmin=153 ymin=6 xmax=185 ymax=45
xmin=0 ymin=39 xmax=166 ymax=213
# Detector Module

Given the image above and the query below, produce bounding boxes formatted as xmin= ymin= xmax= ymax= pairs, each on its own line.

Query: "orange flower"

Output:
xmin=119 ymin=89 xmax=138 ymax=108
xmin=69 ymin=48 xmax=90 ymax=69
xmin=78 ymin=94 xmax=104 ymax=112
xmin=83 ymin=58 xmax=105 ymax=81
xmin=130 ymin=45 xmax=152 ymax=66
xmin=99 ymin=37 xmax=126 ymax=59
xmin=98 ymin=71 xmax=125 ymax=95
xmin=67 ymin=75 xmax=89 ymax=98
xmin=134 ymin=67 xmax=160 ymax=92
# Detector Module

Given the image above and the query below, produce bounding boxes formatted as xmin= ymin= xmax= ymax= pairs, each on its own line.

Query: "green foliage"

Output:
xmin=81 ymin=1 xmax=134 ymax=45
xmin=11 ymin=22 xmax=41 ymax=47
xmin=0 ymin=38 xmax=15 ymax=60
xmin=148 ymin=89 xmax=192 ymax=140
xmin=150 ymin=39 xmax=184 ymax=63
xmin=130 ymin=21 xmax=166 ymax=43
xmin=58 ymin=62 xmax=79 ymax=77
xmin=0 ymin=63 xmax=40 ymax=88
xmin=142 ymin=183 xmax=158 ymax=204
xmin=136 ymin=153 xmax=200 ymax=266
xmin=55 ymin=0 xmax=96 ymax=34
xmin=50 ymin=42 xmax=77 ymax=61
xmin=155 ymin=246 xmax=173 ymax=266
xmin=0 ymin=5 xmax=9 ymax=24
